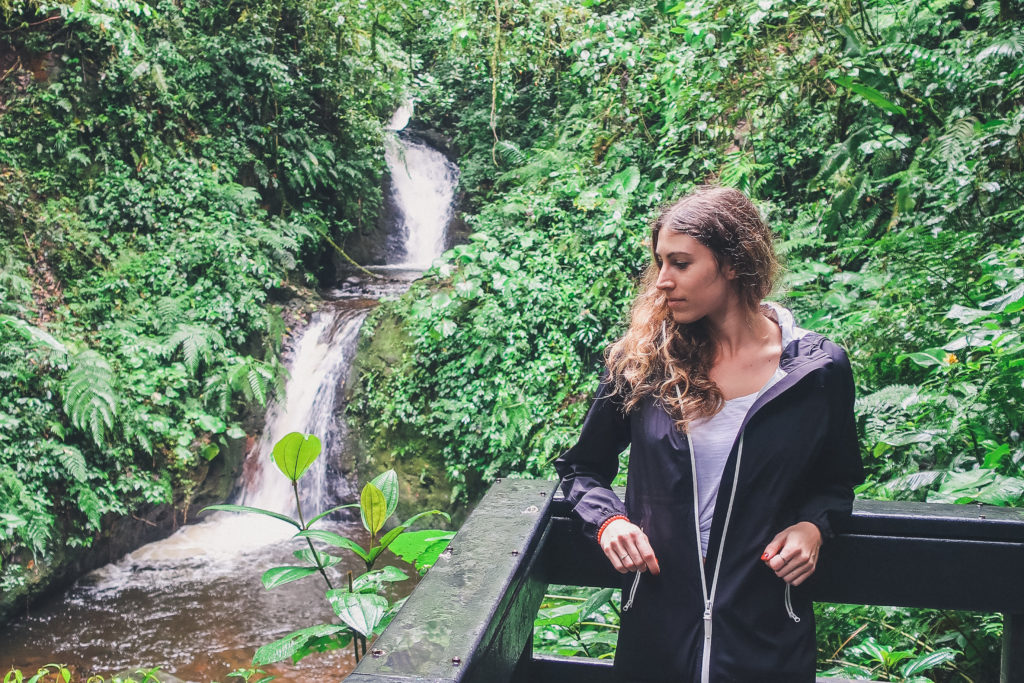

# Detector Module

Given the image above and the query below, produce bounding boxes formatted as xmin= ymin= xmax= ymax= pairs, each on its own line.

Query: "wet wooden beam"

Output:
xmin=348 ymin=478 xmax=557 ymax=683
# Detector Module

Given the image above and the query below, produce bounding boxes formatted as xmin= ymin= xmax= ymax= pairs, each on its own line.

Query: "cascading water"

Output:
xmin=381 ymin=101 xmax=459 ymax=270
xmin=238 ymin=307 xmax=366 ymax=516
xmin=0 ymin=105 xmax=460 ymax=682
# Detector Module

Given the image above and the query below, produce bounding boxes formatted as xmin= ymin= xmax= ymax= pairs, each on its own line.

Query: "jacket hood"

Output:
xmin=761 ymin=301 xmax=810 ymax=349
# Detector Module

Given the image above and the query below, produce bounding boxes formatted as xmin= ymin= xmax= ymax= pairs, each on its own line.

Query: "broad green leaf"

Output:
xmin=261 ymin=566 xmax=319 ymax=589
xmin=295 ymin=529 xmax=369 ymax=561
xmin=328 ymin=592 xmax=388 ymax=637
xmin=360 ymin=483 xmax=387 ymax=536
xmin=370 ymin=510 xmax=452 ymax=563
xmin=945 ymin=304 xmax=988 ymax=323
xmin=580 ymin=587 xmax=615 ymax=621
xmin=326 ymin=566 xmax=409 ymax=596
xmin=272 ymin=432 xmax=321 ymax=482
xmin=982 ymin=443 xmax=1011 ymax=469
xmin=252 ymin=624 xmax=345 ymax=666
xmin=879 ymin=430 xmax=936 ymax=447
xmin=196 ymin=414 xmax=226 ymax=433
xmin=200 ymin=504 xmax=301 ymax=530
xmin=0 ymin=314 xmax=68 ymax=356
xmin=832 ymin=76 xmax=906 ymax=116
xmin=898 ymin=348 xmax=947 ymax=367
xmin=975 ymin=476 xmax=1024 ymax=505
xmin=307 ymin=503 xmax=360 ymax=528
xmin=399 ymin=509 xmax=450 ymax=530
xmin=900 ymin=648 xmax=958 ymax=676
xmin=376 ymin=524 xmax=407 ymax=553
xmin=387 ymin=530 xmax=456 ymax=572
xmin=535 ymin=603 xmax=583 ymax=627
xmin=940 ymin=469 xmax=997 ymax=494
xmin=352 ymin=565 xmax=408 ymax=590
xmin=293 ymin=548 xmax=344 ymax=568
xmin=982 ymin=283 xmax=1024 ymax=312
xmin=370 ymin=470 xmax=399 ymax=521
xmin=289 ymin=630 xmax=353 ymax=663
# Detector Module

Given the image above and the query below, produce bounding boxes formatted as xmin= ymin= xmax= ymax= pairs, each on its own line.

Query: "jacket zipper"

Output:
xmin=687 ymin=430 xmax=745 ymax=683
xmin=680 ymin=367 xmax=784 ymax=683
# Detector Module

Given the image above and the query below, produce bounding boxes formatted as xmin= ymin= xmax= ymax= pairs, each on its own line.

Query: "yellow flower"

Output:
xmin=945 ymin=353 xmax=959 ymax=365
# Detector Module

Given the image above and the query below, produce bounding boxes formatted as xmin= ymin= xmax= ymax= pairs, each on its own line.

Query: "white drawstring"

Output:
xmin=784 ymin=583 xmax=801 ymax=623
xmin=623 ymin=569 xmax=642 ymax=611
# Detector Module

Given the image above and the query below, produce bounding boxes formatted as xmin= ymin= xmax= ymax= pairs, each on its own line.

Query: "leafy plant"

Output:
xmin=202 ymin=432 xmax=452 ymax=667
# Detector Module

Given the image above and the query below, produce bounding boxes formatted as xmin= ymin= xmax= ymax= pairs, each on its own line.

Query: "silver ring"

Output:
xmin=620 ymin=554 xmax=630 ymax=560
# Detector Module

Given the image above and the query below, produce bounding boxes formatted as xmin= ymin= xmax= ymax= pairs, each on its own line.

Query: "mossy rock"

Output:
xmin=343 ymin=307 xmax=465 ymax=527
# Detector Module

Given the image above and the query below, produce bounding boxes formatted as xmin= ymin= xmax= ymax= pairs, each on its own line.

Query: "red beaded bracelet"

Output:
xmin=597 ymin=514 xmax=630 ymax=545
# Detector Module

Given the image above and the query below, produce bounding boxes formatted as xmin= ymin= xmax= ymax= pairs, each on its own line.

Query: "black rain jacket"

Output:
xmin=554 ymin=305 xmax=863 ymax=683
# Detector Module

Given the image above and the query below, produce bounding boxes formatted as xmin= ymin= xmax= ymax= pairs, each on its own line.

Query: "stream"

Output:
xmin=0 ymin=106 xmax=459 ymax=682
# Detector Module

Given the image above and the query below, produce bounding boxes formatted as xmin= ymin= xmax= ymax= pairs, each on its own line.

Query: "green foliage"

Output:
xmin=534 ymin=587 xmax=620 ymax=659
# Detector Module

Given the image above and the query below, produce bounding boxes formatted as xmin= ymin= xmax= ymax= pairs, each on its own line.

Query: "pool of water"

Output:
xmin=0 ymin=514 xmax=415 ymax=682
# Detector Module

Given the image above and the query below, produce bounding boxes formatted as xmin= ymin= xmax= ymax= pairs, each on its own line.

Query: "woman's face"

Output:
xmin=654 ymin=231 xmax=737 ymax=325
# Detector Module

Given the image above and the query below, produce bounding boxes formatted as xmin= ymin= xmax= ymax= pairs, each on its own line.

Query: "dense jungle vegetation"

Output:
xmin=1 ymin=0 xmax=1022 ymax=677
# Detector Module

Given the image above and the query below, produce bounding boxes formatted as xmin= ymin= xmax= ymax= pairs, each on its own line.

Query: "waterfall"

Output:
xmin=383 ymin=137 xmax=459 ymax=268
xmin=379 ymin=101 xmax=459 ymax=270
xmin=239 ymin=306 xmax=366 ymax=516
xmin=128 ymin=305 xmax=367 ymax=563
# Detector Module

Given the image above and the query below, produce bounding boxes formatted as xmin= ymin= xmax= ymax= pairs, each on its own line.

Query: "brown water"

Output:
xmin=0 ymin=516 xmax=415 ymax=682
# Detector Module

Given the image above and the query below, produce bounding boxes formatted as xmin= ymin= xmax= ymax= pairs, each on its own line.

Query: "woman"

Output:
xmin=554 ymin=186 xmax=863 ymax=682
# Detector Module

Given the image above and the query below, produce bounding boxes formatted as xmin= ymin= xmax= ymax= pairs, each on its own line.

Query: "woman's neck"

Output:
xmin=704 ymin=302 xmax=774 ymax=360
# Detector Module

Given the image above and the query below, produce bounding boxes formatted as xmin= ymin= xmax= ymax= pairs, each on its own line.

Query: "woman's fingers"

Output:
xmin=635 ymin=532 xmax=660 ymax=575
xmin=600 ymin=520 xmax=659 ymax=574
xmin=762 ymin=521 xmax=822 ymax=585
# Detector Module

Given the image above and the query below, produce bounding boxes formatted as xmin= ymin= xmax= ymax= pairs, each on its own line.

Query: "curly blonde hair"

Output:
xmin=605 ymin=186 xmax=780 ymax=431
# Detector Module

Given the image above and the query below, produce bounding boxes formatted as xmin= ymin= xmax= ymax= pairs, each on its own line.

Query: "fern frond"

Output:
xmin=154 ymin=295 xmax=185 ymax=333
xmin=935 ymin=117 xmax=978 ymax=170
xmin=496 ymin=140 xmax=528 ymax=166
xmin=59 ymin=447 xmax=88 ymax=483
xmin=203 ymin=370 xmax=233 ymax=414
xmin=163 ymin=323 xmax=225 ymax=375
xmin=811 ymin=144 xmax=850 ymax=187
xmin=875 ymin=43 xmax=969 ymax=82
xmin=66 ymin=146 xmax=92 ymax=167
xmin=62 ymin=350 xmax=119 ymax=448
xmin=75 ymin=484 xmax=103 ymax=530
xmin=976 ymin=33 xmax=1024 ymax=62
xmin=225 ymin=357 xmax=277 ymax=407
xmin=24 ymin=516 xmax=52 ymax=557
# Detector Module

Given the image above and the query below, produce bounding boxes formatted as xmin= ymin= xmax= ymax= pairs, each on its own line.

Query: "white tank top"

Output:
xmin=689 ymin=393 xmax=758 ymax=556
xmin=688 ymin=365 xmax=786 ymax=555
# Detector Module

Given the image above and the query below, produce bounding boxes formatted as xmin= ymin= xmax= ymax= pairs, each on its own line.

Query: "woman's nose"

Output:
xmin=655 ymin=265 xmax=673 ymax=291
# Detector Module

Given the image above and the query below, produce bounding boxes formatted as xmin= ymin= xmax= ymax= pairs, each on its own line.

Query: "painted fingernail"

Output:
xmin=760 ymin=552 xmax=770 ymax=561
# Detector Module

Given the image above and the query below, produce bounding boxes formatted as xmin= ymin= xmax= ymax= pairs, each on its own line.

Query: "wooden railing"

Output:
xmin=348 ymin=479 xmax=1024 ymax=683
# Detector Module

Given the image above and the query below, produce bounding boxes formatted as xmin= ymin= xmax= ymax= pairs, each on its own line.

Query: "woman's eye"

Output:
xmin=673 ymin=261 xmax=689 ymax=269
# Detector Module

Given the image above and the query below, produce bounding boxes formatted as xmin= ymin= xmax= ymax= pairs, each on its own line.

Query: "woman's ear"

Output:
xmin=722 ymin=263 xmax=737 ymax=280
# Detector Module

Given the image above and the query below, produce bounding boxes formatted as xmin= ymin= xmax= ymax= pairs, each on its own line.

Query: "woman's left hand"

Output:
xmin=761 ymin=521 xmax=822 ymax=586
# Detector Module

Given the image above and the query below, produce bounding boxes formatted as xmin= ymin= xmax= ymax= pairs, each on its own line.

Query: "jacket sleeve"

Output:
xmin=793 ymin=341 xmax=864 ymax=540
xmin=554 ymin=376 xmax=631 ymax=542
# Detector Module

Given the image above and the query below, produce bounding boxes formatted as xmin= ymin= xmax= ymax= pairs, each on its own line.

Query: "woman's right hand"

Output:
xmin=600 ymin=519 xmax=660 ymax=575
